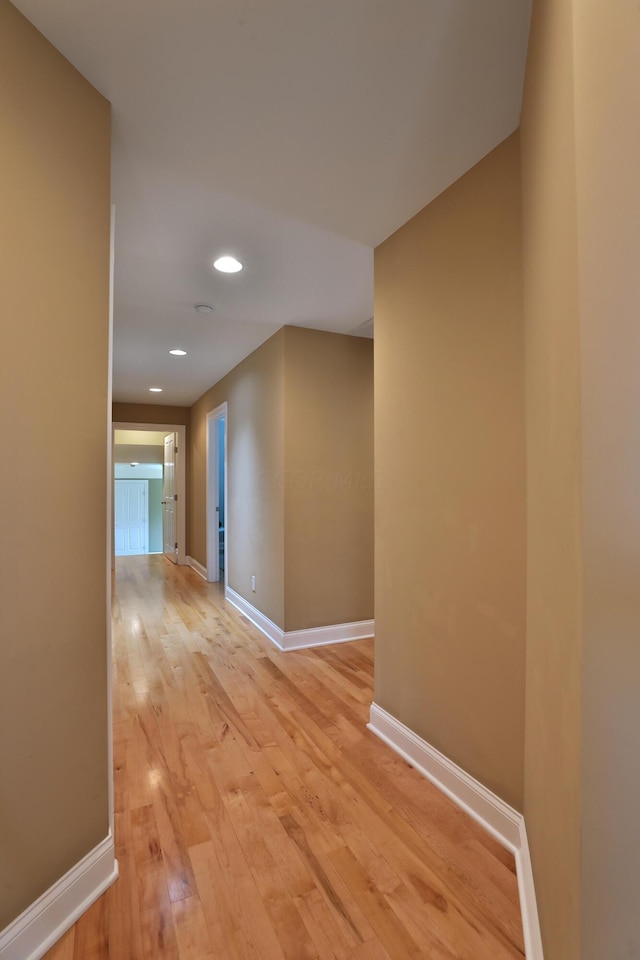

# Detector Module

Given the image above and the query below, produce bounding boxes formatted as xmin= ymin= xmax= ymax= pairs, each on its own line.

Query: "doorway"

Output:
xmin=112 ymin=422 xmax=187 ymax=565
xmin=206 ymin=403 xmax=228 ymax=583
xmin=113 ymin=461 xmax=164 ymax=557
xmin=162 ymin=431 xmax=178 ymax=563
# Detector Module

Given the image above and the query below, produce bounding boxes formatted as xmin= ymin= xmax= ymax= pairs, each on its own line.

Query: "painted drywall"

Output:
xmin=189 ymin=326 xmax=374 ymax=634
xmin=114 ymin=429 xmax=170 ymax=445
xmin=374 ymin=133 xmax=526 ymax=811
xmin=573 ymin=4 xmax=640 ymax=956
xmin=0 ymin=0 xmax=111 ymax=930
xmin=112 ymin=402 xmax=190 ymax=426
xmin=521 ymin=5 xmax=640 ymax=954
xmin=114 ymin=430 xmax=167 ymax=467
xmin=190 ymin=330 xmax=286 ymax=627
xmin=283 ymin=327 xmax=374 ymax=631
xmin=113 ymin=443 xmax=165 ymax=465
xmin=519 ymin=2 xmax=583 ymax=956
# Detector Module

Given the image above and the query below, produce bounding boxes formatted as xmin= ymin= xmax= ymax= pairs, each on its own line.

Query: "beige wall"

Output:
xmin=112 ymin=401 xmax=190 ymax=426
xmin=519 ymin=1 xmax=640 ymax=954
xmin=190 ymin=330 xmax=286 ymax=627
xmin=374 ymin=134 xmax=526 ymax=811
xmin=573 ymin=3 xmax=640 ymax=956
xmin=283 ymin=327 xmax=374 ymax=631
xmin=519 ymin=1 xmax=583 ymax=956
xmin=113 ymin=444 xmax=165 ymax=465
xmin=188 ymin=326 xmax=374 ymax=634
xmin=0 ymin=0 xmax=111 ymax=930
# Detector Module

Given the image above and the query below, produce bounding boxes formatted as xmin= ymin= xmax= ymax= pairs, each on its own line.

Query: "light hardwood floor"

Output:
xmin=44 ymin=556 xmax=524 ymax=960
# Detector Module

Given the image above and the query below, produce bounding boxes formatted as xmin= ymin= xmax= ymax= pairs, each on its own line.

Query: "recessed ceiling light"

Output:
xmin=149 ymin=387 xmax=163 ymax=393
xmin=194 ymin=303 xmax=214 ymax=314
xmin=169 ymin=348 xmax=187 ymax=356
xmin=213 ymin=255 xmax=243 ymax=273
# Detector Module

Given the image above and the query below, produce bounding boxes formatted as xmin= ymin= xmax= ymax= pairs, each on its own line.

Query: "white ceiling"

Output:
xmin=13 ymin=0 xmax=531 ymax=407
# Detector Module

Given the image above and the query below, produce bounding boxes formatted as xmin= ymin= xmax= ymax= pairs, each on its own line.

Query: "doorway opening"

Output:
xmin=112 ymin=423 xmax=187 ymax=563
xmin=206 ymin=403 xmax=228 ymax=584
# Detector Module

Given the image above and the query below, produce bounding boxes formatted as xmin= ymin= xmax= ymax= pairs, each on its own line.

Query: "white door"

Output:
xmin=114 ymin=480 xmax=149 ymax=556
xmin=163 ymin=432 xmax=178 ymax=563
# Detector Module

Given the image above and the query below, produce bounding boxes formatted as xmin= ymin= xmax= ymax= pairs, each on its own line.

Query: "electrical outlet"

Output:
xmin=251 ymin=575 xmax=256 ymax=592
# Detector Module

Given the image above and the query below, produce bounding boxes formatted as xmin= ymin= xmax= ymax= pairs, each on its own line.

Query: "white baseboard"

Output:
xmin=368 ymin=703 xmax=521 ymax=849
xmin=367 ymin=703 xmax=543 ymax=960
xmin=226 ymin=587 xmax=284 ymax=647
xmin=515 ymin=821 xmax=544 ymax=960
xmin=0 ymin=833 xmax=118 ymax=960
xmin=225 ymin=588 xmax=374 ymax=651
xmin=283 ymin=619 xmax=375 ymax=651
xmin=186 ymin=556 xmax=208 ymax=580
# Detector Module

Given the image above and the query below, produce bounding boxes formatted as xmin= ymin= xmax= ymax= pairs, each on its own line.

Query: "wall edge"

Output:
xmin=0 ymin=833 xmax=118 ymax=960
xmin=226 ymin=587 xmax=373 ymax=652
xmin=186 ymin=556 xmax=208 ymax=580
xmin=368 ymin=702 xmax=543 ymax=959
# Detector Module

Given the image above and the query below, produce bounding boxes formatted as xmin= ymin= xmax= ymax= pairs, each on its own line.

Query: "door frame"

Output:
xmin=206 ymin=402 xmax=228 ymax=584
xmin=113 ymin=421 xmax=187 ymax=565
xmin=114 ymin=478 xmax=150 ymax=555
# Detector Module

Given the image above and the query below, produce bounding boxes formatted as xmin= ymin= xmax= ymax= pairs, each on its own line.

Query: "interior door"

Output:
xmin=162 ymin=432 xmax=178 ymax=563
xmin=114 ymin=479 xmax=148 ymax=556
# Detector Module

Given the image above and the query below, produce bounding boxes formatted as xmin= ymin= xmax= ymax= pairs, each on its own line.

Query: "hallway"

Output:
xmin=45 ymin=557 xmax=524 ymax=960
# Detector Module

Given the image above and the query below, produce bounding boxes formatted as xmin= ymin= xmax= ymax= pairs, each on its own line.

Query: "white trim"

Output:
xmin=225 ymin=588 xmax=374 ymax=652
xmin=186 ymin=556 xmax=208 ymax=580
xmin=205 ymin=402 xmax=228 ymax=586
xmin=226 ymin=587 xmax=284 ymax=648
xmin=368 ymin=703 xmax=520 ymax=849
xmin=367 ymin=703 xmax=543 ymax=959
xmin=112 ymin=422 xmax=187 ymax=566
xmin=106 ymin=204 xmax=115 ymax=833
xmin=515 ymin=821 xmax=544 ymax=960
xmin=283 ymin=619 xmax=375 ymax=651
xmin=0 ymin=834 xmax=118 ymax=960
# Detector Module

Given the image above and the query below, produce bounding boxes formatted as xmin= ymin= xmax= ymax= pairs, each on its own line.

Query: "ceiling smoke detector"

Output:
xmin=194 ymin=303 xmax=214 ymax=314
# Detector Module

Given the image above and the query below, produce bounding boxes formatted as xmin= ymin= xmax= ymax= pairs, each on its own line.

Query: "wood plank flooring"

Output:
xmin=44 ymin=556 xmax=524 ymax=960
